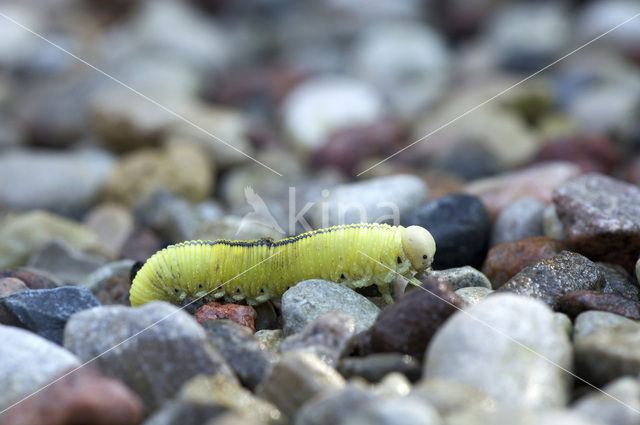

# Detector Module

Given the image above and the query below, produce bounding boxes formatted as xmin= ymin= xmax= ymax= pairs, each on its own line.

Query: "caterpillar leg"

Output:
xmin=378 ymin=283 xmax=394 ymax=304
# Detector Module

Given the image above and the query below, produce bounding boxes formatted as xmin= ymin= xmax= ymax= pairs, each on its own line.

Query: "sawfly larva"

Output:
xmin=130 ymin=223 xmax=435 ymax=306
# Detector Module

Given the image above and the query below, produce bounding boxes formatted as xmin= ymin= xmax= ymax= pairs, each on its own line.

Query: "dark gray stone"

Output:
xmin=338 ymin=353 xmax=421 ymax=383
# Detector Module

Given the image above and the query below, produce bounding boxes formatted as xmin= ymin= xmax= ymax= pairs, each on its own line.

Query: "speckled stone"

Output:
xmin=425 ymin=294 xmax=572 ymax=408
xmin=597 ymin=262 xmax=640 ymax=300
xmin=482 ymin=237 xmax=570 ymax=289
xmin=428 ymin=266 xmax=491 ymax=290
xmin=490 ymin=197 xmax=545 ymax=246
xmin=455 ymin=287 xmax=493 ymax=305
xmin=195 ymin=302 xmax=257 ymax=332
xmin=498 ymin=251 xmax=605 ymax=309
xmin=337 ymin=354 xmax=422 ymax=383
xmin=557 ymin=291 xmax=640 ymax=320
xmin=553 ymin=173 xmax=640 ymax=272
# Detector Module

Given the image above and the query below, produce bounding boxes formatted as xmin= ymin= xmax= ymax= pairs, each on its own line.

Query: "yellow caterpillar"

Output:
xmin=130 ymin=223 xmax=436 ymax=306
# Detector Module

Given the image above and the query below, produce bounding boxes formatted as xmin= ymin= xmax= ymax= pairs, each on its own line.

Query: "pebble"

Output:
xmin=0 ymin=325 xmax=80 ymax=412
xmin=578 ymin=1 xmax=640 ymax=53
xmin=574 ymin=319 xmax=640 ymax=386
xmin=64 ymin=302 xmax=236 ymax=411
xmin=572 ymin=376 xmax=640 ymax=425
xmin=530 ymin=135 xmax=620 ymax=174
xmin=1 ymin=366 xmax=144 ymax=425
xmin=195 ymin=302 xmax=257 ymax=332
xmin=356 ymin=276 xmax=466 ymax=360
xmin=568 ymin=85 xmax=639 ymax=137
xmin=119 ymin=228 xmax=164 ymax=263
xmin=553 ymin=173 xmax=640 ymax=271
xmin=27 ymin=239 xmax=106 ymax=285
xmin=311 ymin=174 xmax=427 ymax=227
xmin=428 ymin=266 xmax=492 ymax=290
xmin=294 ymin=385 xmax=377 ymax=425
xmin=202 ymin=320 xmax=276 ymax=390
xmin=455 ymin=287 xmax=493 ymax=305
xmin=281 ymin=75 xmax=384 ymax=151
xmin=490 ymin=197 xmax=545 ymax=246
xmin=337 ymin=354 xmax=422 ymax=383
xmin=465 ymin=161 xmax=580 ymax=220
xmin=133 ymin=191 xmax=199 ymax=242
xmin=142 ymin=399 xmax=226 ymax=425
xmin=425 ymin=294 xmax=572 ymax=408
xmin=281 ymin=279 xmax=380 ymax=336
xmin=0 ymin=211 xmax=107 ymax=268
xmin=431 ymin=142 xmax=505 ymax=182
xmin=0 ymin=149 xmax=114 ymax=214
xmin=351 ymin=21 xmax=450 ymax=119
xmin=343 ymin=395 xmax=443 ymax=425
xmin=411 ymin=377 xmax=496 ymax=418
xmin=280 ymin=313 xmax=354 ymax=367
xmin=0 ymin=277 xmax=28 ymax=298
xmin=573 ymin=311 xmax=640 ymax=341
xmin=84 ymin=203 xmax=135 ymax=258
xmin=253 ymin=329 xmax=283 ymax=354
xmin=402 ymin=194 xmax=490 ymax=269
xmin=103 ymin=143 xmax=213 ymax=206
xmin=256 ymin=351 xmax=345 ymax=419
xmin=482 ymin=237 xmax=569 ymax=289
xmin=598 ymin=262 xmax=640 ymax=300
xmin=447 ymin=408 xmax=605 ymax=425
xmin=543 ymin=204 xmax=567 ymax=241
xmin=1 ymin=286 xmax=100 ymax=345
xmin=79 ymin=259 xmax=136 ymax=305
xmin=558 ymin=291 xmax=640 ymax=321
xmin=497 ymin=251 xmax=605 ymax=309
xmin=0 ymin=268 xmax=60 ymax=290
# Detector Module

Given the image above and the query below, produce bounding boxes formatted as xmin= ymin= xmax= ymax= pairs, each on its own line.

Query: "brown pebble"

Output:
xmin=482 ymin=236 xmax=570 ymax=289
xmin=0 ymin=269 xmax=59 ymax=289
xmin=0 ymin=277 xmax=29 ymax=298
xmin=195 ymin=302 xmax=257 ymax=332
xmin=529 ymin=135 xmax=620 ymax=174
xmin=1 ymin=367 xmax=144 ymax=425
xmin=557 ymin=290 xmax=640 ymax=320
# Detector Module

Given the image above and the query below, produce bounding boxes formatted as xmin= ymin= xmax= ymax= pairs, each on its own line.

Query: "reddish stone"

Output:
xmin=0 ymin=269 xmax=59 ymax=289
xmin=530 ymin=135 xmax=620 ymax=173
xmin=465 ymin=162 xmax=581 ymax=220
xmin=482 ymin=237 xmax=570 ymax=289
xmin=195 ymin=302 xmax=257 ymax=332
xmin=0 ymin=277 xmax=28 ymax=298
xmin=557 ymin=290 xmax=640 ymax=320
xmin=2 ymin=367 xmax=144 ymax=425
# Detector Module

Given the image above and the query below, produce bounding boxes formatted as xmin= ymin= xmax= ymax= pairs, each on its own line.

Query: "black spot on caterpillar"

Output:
xmin=129 ymin=223 xmax=436 ymax=306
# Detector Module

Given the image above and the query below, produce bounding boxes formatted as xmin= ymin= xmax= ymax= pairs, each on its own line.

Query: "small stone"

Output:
xmin=465 ymin=161 xmax=580 ymax=220
xmin=202 ymin=320 xmax=276 ymax=390
xmin=80 ymin=260 xmax=136 ymax=305
xmin=344 ymin=395 xmax=443 ymax=425
xmin=490 ymin=197 xmax=545 ymax=246
xmin=572 ymin=376 xmax=640 ymax=425
xmin=553 ymin=173 xmax=640 ymax=272
xmin=0 ymin=269 xmax=60 ymax=289
xmin=253 ymin=329 xmax=282 ymax=354
xmin=256 ymin=351 xmax=345 ymax=419
xmin=356 ymin=276 xmax=466 ymax=360
xmin=133 ymin=191 xmax=199 ymax=243
xmin=447 ymin=408 xmax=604 ymax=425
xmin=482 ymin=237 xmax=569 ymax=289
xmin=294 ymin=385 xmax=377 ymax=425
xmin=498 ymin=251 xmax=605 ymax=309
xmin=27 ymin=239 xmax=106 ymax=285
xmin=0 ymin=277 xmax=28 ymax=298
xmin=557 ymin=291 xmax=640 ymax=321
xmin=403 ymin=194 xmax=490 ymax=269
xmin=573 ymin=311 xmax=640 ymax=347
xmin=281 ymin=279 xmax=380 ymax=336
xmin=311 ymin=174 xmax=427 ymax=227
xmin=195 ymin=302 xmax=257 ymax=332
xmin=282 ymin=75 xmax=384 ymax=151
xmin=598 ymin=263 xmax=640 ymax=300
xmin=254 ymin=301 xmax=278 ymax=331
xmin=425 ymin=294 xmax=572 ymax=408
xmin=530 ymin=135 xmax=620 ymax=174
xmin=428 ymin=266 xmax=491 ymax=290
xmin=1 ymin=367 xmax=144 ymax=425
xmin=431 ymin=142 xmax=505 ymax=182
xmin=84 ymin=203 xmax=135 ymax=258
xmin=1 ymin=286 xmax=100 ymax=344
xmin=119 ymin=228 xmax=164 ymax=262
xmin=371 ymin=372 xmax=412 ymax=398
xmin=455 ymin=287 xmax=493 ymax=305
xmin=0 ymin=211 xmax=107 ymax=268
xmin=0 ymin=325 xmax=80 ymax=412
xmin=64 ymin=302 xmax=236 ymax=411
xmin=280 ymin=313 xmax=355 ymax=366
xmin=337 ymin=354 xmax=421 ymax=383
xmin=411 ymin=377 xmax=496 ymax=418
xmin=543 ymin=204 xmax=567 ymax=241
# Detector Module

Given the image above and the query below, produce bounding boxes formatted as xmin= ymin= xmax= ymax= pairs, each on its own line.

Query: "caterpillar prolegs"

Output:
xmin=129 ymin=223 xmax=436 ymax=306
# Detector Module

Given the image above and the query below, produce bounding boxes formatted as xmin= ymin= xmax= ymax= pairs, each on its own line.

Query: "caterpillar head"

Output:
xmin=402 ymin=225 xmax=436 ymax=272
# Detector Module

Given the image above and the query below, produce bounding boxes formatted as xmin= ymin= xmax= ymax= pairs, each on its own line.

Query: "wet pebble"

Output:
xmin=553 ymin=173 xmax=640 ymax=272
xmin=64 ymin=302 xmax=236 ymax=411
xmin=490 ymin=197 xmax=545 ymax=246
xmin=558 ymin=291 xmax=640 ymax=321
xmin=429 ymin=266 xmax=491 ymax=290
xmin=403 ymin=194 xmax=490 ymax=269
xmin=202 ymin=320 xmax=276 ymax=390
xmin=0 ymin=325 xmax=80 ymax=412
xmin=337 ymin=353 xmax=421 ymax=383
xmin=280 ymin=312 xmax=355 ymax=366
xmin=195 ymin=302 xmax=257 ymax=332
xmin=455 ymin=287 xmax=493 ymax=305
xmin=497 ymin=251 xmax=605 ymax=309
xmin=482 ymin=236 xmax=569 ymax=289
xmin=281 ymin=279 xmax=380 ymax=336
xmin=1 ymin=286 xmax=100 ymax=344
xmin=425 ymin=294 xmax=572 ymax=408
xmin=356 ymin=276 xmax=465 ymax=360
xmin=1 ymin=366 xmax=144 ymax=425
xmin=27 ymin=239 xmax=106 ymax=285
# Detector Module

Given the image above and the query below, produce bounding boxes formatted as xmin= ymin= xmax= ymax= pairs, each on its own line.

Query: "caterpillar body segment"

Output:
xmin=130 ymin=223 xmax=436 ymax=306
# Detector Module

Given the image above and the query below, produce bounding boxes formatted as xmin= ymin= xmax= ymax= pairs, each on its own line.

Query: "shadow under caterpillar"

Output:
xmin=130 ymin=223 xmax=436 ymax=306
